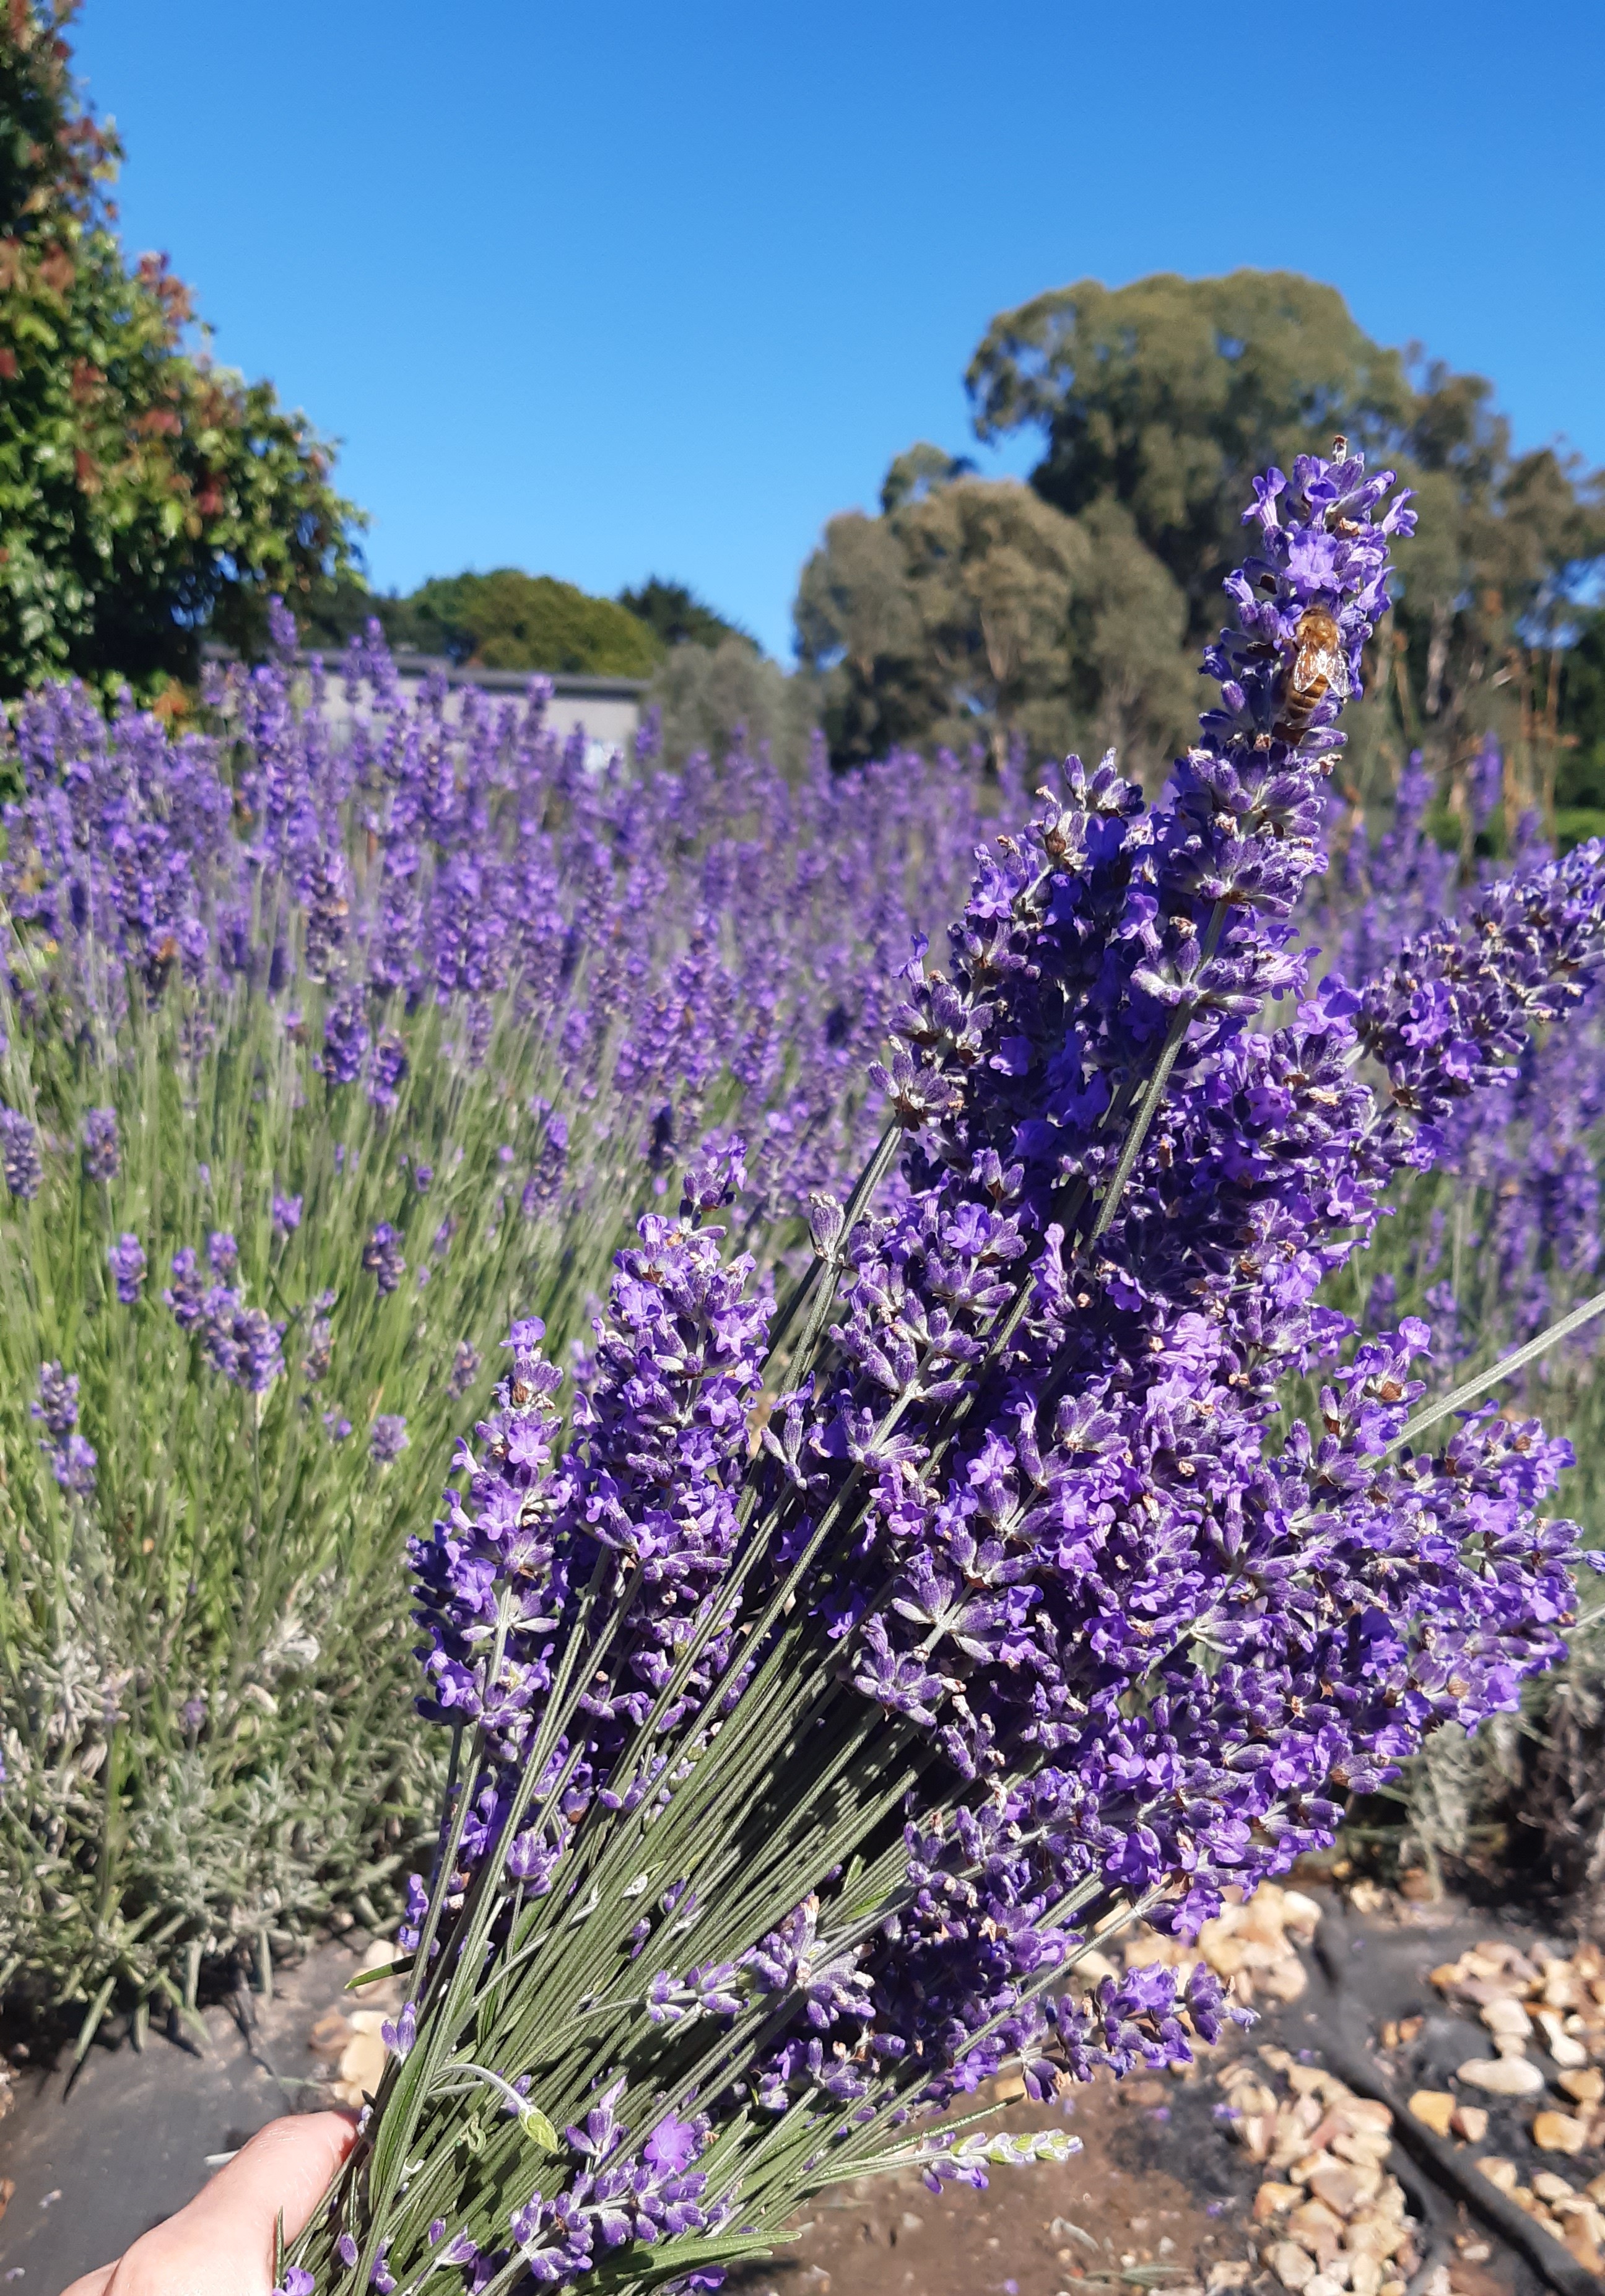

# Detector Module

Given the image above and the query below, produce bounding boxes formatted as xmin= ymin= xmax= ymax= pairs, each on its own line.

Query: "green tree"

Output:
xmin=967 ymin=269 xmax=1605 ymax=791
xmin=292 ymin=571 xmax=434 ymax=656
xmin=406 ymin=569 xmax=665 ymax=677
xmin=967 ymin=271 xmax=1414 ymax=639
xmin=617 ymin=577 xmax=753 ymax=654
xmin=796 ymin=471 xmax=1091 ymax=771
xmin=795 ymin=458 xmax=1197 ymax=777
xmin=0 ymin=3 xmax=360 ymax=697
xmin=649 ymin=632 xmax=817 ymax=778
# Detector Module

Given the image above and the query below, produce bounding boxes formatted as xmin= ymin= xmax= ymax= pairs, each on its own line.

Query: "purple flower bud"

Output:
xmin=0 ymin=1108 xmax=43 ymax=1200
xmin=81 ymin=1107 xmax=119 ymax=1182
xmin=370 ymin=1413 xmax=409 ymax=1464
xmin=108 ymin=1231 xmax=147 ymax=1303
xmin=362 ymin=1221 xmax=406 ymax=1296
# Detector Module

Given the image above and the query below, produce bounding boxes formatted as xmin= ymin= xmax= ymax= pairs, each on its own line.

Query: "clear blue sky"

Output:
xmin=74 ymin=0 xmax=1603 ymax=659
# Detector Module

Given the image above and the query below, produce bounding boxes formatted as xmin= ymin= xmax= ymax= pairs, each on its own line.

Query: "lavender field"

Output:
xmin=0 ymin=626 xmax=996 ymax=2024
xmin=1 ymin=443 xmax=1604 ymax=2296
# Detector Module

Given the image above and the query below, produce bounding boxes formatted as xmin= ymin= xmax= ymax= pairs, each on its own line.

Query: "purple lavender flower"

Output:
xmin=207 ymin=1229 xmax=239 ymax=1278
xmin=266 ymin=595 xmax=298 ymax=655
xmin=302 ymin=1298 xmax=334 ymax=1382
xmin=371 ymin=1413 xmax=409 ymax=1464
xmin=81 ymin=1107 xmax=120 ymax=1182
xmin=380 ymin=2002 xmax=416 ymax=2060
xmin=230 ymin=1304 xmax=286 ymax=1393
xmin=197 ymin=1285 xmax=285 ymax=1391
xmin=163 ymin=1247 xmax=206 ymax=1330
xmin=108 ymin=1231 xmax=147 ymax=1303
xmin=272 ymin=1191 xmax=303 ymax=1236
xmin=321 ymin=990 xmax=369 ymax=1085
xmin=642 ymin=2115 xmax=700 ymax=2176
xmin=33 ymin=1363 xmax=96 ymax=1494
xmin=0 ymin=1108 xmax=42 ymax=1200
xmin=369 ymin=1031 xmax=409 ymax=1112
xmin=53 ymin=1433 xmax=97 ymax=1494
xmin=448 ymin=1339 xmax=481 ymax=1397
xmin=199 ymin=1286 xmax=242 ymax=1380
xmin=362 ymin=1221 xmax=406 ymax=1295
xmin=409 ymin=1141 xmax=772 ymax=1862
xmin=1469 ymin=731 xmax=1503 ymax=832
xmin=33 ymin=1361 xmax=80 ymax=1443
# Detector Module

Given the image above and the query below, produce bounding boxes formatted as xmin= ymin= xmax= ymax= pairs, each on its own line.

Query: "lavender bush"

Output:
xmin=1308 ymin=741 xmax=1605 ymax=1529
xmin=0 ymin=641 xmax=994 ymax=2027
xmin=279 ymin=449 xmax=1605 ymax=2295
xmin=1295 ymin=738 xmax=1605 ymax=1872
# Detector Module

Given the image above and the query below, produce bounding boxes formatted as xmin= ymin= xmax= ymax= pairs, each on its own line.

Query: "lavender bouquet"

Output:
xmin=282 ymin=448 xmax=1605 ymax=2295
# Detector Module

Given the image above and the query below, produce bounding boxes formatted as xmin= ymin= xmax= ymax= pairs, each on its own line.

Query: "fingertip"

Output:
xmin=193 ymin=2108 xmax=357 ymax=2247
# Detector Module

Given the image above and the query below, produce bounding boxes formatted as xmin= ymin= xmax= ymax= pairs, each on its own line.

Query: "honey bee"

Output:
xmin=144 ymin=931 xmax=181 ymax=997
xmin=1279 ymin=605 xmax=1351 ymax=738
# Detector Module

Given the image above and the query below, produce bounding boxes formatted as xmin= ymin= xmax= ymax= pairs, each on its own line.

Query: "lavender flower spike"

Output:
xmin=82 ymin=1107 xmax=120 ymax=1182
xmin=108 ymin=1232 xmax=147 ymax=1303
xmin=371 ymin=1414 xmax=409 ymax=1464
xmin=0 ymin=1109 xmax=43 ymax=1201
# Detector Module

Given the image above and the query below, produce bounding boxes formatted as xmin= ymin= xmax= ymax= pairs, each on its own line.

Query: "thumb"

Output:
xmin=61 ymin=2110 xmax=356 ymax=2296
xmin=182 ymin=2109 xmax=357 ymax=2256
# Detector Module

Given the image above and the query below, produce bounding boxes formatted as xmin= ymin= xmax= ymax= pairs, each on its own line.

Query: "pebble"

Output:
xmin=335 ymin=2012 xmax=388 ymax=2103
xmin=1559 ymin=2067 xmax=1604 ymax=2105
xmin=1531 ymin=2109 xmax=1590 ymax=2155
xmin=1450 ymin=2105 xmax=1488 ymax=2143
xmin=1406 ymin=2090 xmax=1454 ymax=2138
xmin=1268 ymin=2238 xmax=1317 ymax=2289
xmin=1455 ymin=2056 xmax=1545 ymax=2097
xmin=1481 ymin=1997 xmax=1532 ymax=2038
xmin=1538 ymin=2012 xmax=1588 ymax=2069
xmin=1307 ymin=2163 xmax=1375 ymax=2218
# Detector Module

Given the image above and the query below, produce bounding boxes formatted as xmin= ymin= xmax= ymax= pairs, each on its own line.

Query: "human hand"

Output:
xmin=61 ymin=2110 xmax=355 ymax=2296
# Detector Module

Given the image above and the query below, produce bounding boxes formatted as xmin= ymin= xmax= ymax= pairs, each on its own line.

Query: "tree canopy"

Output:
xmin=0 ymin=2 xmax=360 ymax=697
xmin=616 ymin=577 xmax=753 ymax=654
xmin=795 ymin=464 xmax=1195 ymax=775
xmin=404 ymin=569 xmax=666 ymax=677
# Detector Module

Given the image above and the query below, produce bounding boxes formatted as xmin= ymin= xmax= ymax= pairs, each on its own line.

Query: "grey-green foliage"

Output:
xmin=0 ymin=977 xmax=629 ymax=2027
xmin=1 ymin=923 xmax=865 ymax=2027
xmin=648 ymin=632 xmax=819 ymax=779
xmin=794 ymin=452 xmax=1198 ymax=782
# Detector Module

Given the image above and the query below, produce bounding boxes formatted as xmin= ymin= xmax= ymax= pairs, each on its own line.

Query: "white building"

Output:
xmin=209 ymin=647 xmax=648 ymax=766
